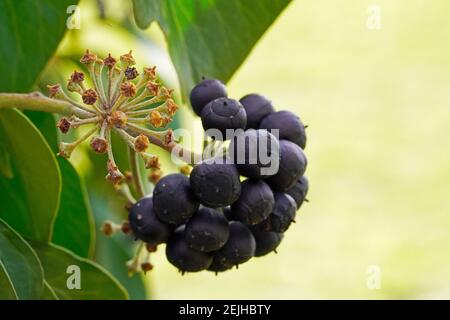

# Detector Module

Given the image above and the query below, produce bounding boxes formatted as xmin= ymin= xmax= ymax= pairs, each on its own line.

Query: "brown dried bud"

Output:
xmin=125 ymin=67 xmax=139 ymax=80
xmin=165 ymin=99 xmax=178 ymax=116
xmin=149 ymin=110 xmax=164 ymax=128
xmin=143 ymin=66 xmax=157 ymax=80
xmin=124 ymin=171 xmax=133 ymax=184
xmin=108 ymin=111 xmax=128 ymax=128
xmin=143 ymin=154 xmax=160 ymax=169
xmin=148 ymin=168 xmax=162 ymax=184
xmin=106 ymin=160 xmax=124 ymax=184
xmin=57 ymin=118 xmax=71 ymax=134
xmin=90 ymin=137 xmax=108 ymax=154
xmin=121 ymin=221 xmax=131 ymax=234
xmin=146 ymin=81 xmax=160 ymax=96
xmin=82 ymin=89 xmax=98 ymax=105
xmin=146 ymin=244 xmax=157 ymax=252
xmin=101 ymin=221 xmax=116 ymax=236
xmin=80 ymin=49 xmax=97 ymax=65
xmin=159 ymin=87 xmax=174 ymax=99
xmin=47 ymin=84 xmax=62 ymax=98
xmin=165 ymin=129 xmax=175 ymax=145
xmin=120 ymin=82 xmax=137 ymax=98
xmin=134 ymin=134 xmax=150 ymax=152
xmin=141 ymin=262 xmax=153 ymax=273
xmin=104 ymin=53 xmax=117 ymax=69
xmin=120 ymin=50 xmax=135 ymax=66
xmin=57 ymin=142 xmax=74 ymax=159
xmin=179 ymin=164 xmax=192 ymax=176
xmin=70 ymin=70 xmax=85 ymax=83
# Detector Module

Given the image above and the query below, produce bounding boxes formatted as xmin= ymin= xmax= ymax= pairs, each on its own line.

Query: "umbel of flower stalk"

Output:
xmin=49 ymin=50 xmax=179 ymax=184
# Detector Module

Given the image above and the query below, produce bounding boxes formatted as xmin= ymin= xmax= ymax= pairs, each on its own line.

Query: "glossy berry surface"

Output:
xmin=259 ymin=110 xmax=307 ymax=149
xmin=250 ymin=223 xmax=284 ymax=257
xmin=201 ymin=97 xmax=247 ymax=140
xmin=185 ymin=207 xmax=230 ymax=252
xmin=286 ymin=175 xmax=309 ymax=209
xmin=128 ymin=197 xmax=172 ymax=245
xmin=190 ymin=79 xmax=228 ymax=116
xmin=153 ymin=173 xmax=199 ymax=225
xmin=266 ymin=140 xmax=307 ymax=192
xmin=208 ymin=221 xmax=256 ymax=272
xmin=239 ymin=94 xmax=275 ymax=129
xmin=190 ymin=158 xmax=241 ymax=208
xmin=230 ymin=129 xmax=280 ymax=178
xmin=230 ymin=179 xmax=274 ymax=225
xmin=263 ymin=193 xmax=297 ymax=233
xmin=166 ymin=226 xmax=213 ymax=272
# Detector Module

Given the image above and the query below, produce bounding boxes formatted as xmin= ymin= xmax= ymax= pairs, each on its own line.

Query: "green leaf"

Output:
xmin=52 ymin=158 xmax=95 ymax=258
xmin=0 ymin=218 xmax=45 ymax=300
xmin=131 ymin=0 xmax=291 ymax=99
xmin=0 ymin=109 xmax=61 ymax=242
xmin=0 ymin=0 xmax=78 ymax=92
xmin=42 ymin=281 xmax=59 ymax=300
xmin=31 ymin=242 xmax=129 ymax=300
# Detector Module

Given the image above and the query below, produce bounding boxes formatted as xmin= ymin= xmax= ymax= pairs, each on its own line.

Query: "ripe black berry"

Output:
xmin=190 ymin=79 xmax=228 ymax=116
xmin=230 ymin=129 xmax=280 ymax=178
xmin=250 ymin=223 xmax=284 ymax=257
xmin=223 ymin=207 xmax=236 ymax=221
xmin=128 ymin=197 xmax=172 ymax=245
xmin=208 ymin=221 xmax=256 ymax=272
xmin=201 ymin=97 xmax=247 ymax=140
xmin=286 ymin=175 xmax=309 ymax=209
xmin=239 ymin=94 xmax=275 ymax=129
xmin=185 ymin=207 xmax=230 ymax=252
xmin=266 ymin=140 xmax=307 ymax=192
xmin=230 ymin=179 xmax=274 ymax=225
xmin=262 ymin=193 xmax=297 ymax=233
xmin=259 ymin=110 xmax=307 ymax=149
xmin=166 ymin=226 xmax=213 ymax=272
xmin=153 ymin=173 xmax=199 ymax=225
xmin=190 ymin=158 xmax=241 ymax=208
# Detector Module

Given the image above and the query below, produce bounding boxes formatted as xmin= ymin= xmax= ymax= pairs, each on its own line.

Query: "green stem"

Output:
xmin=0 ymin=92 xmax=89 ymax=118
xmin=128 ymin=147 xmax=145 ymax=198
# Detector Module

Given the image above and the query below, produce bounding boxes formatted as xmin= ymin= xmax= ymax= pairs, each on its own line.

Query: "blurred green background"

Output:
xmin=48 ymin=0 xmax=450 ymax=299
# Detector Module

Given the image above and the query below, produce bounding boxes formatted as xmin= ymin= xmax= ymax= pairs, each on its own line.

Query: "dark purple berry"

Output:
xmin=250 ymin=223 xmax=284 ymax=257
xmin=166 ymin=226 xmax=213 ymax=272
xmin=286 ymin=175 xmax=309 ymax=209
xmin=262 ymin=193 xmax=297 ymax=233
xmin=223 ymin=207 xmax=236 ymax=221
xmin=266 ymin=140 xmax=307 ymax=192
xmin=153 ymin=174 xmax=199 ymax=225
xmin=230 ymin=129 xmax=280 ymax=178
xmin=259 ymin=110 xmax=307 ymax=149
xmin=190 ymin=157 xmax=241 ymax=208
xmin=201 ymin=97 xmax=247 ymax=140
xmin=230 ymin=179 xmax=274 ymax=225
xmin=208 ymin=221 xmax=256 ymax=273
xmin=190 ymin=79 xmax=228 ymax=116
xmin=239 ymin=94 xmax=275 ymax=129
xmin=185 ymin=207 xmax=230 ymax=252
xmin=128 ymin=197 xmax=171 ymax=245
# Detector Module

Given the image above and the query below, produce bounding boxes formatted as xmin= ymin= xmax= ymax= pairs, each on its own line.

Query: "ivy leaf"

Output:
xmin=131 ymin=0 xmax=291 ymax=99
xmin=43 ymin=281 xmax=59 ymax=300
xmin=0 ymin=109 xmax=61 ymax=242
xmin=0 ymin=0 xmax=78 ymax=92
xmin=31 ymin=242 xmax=129 ymax=300
xmin=0 ymin=218 xmax=45 ymax=300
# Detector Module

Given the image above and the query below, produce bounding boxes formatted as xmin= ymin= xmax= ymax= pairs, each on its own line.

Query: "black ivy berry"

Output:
xmin=201 ymin=97 xmax=247 ymax=140
xmin=230 ymin=129 xmax=280 ymax=179
xmin=250 ymin=223 xmax=284 ymax=257
xmin=230 ymin=179 xmax=274 ymax=225
xmin=239 ymin=94 xmax=275 ymax=129
xmin=185 ymin=207 xmax=230 ymax=252
xmin=153 ymin=174 xmax=199 ymax=225
xmin=208 ymin=221 xmax=256 ymax=273
xmin=166 ymin=226 xmax=213 ymax=273
xmin=128 ymin=197 xmax=172 ymax=245
xmin=262 ymin=193 xmax=297 ymax=233
xmin=286 ymin=175 xmax=309 ymax=209
xmin=223 ymin=207 xmax=236 ymax=221
xmin=267 ymin=140 xmax=307 ymax=192
xmin=190 ymin=79 xmax=228 ymax=116
xmin=259 ymin=110 xmax=307 ymax=149
xmin=190 ymin=157 xmax=241 ymax=208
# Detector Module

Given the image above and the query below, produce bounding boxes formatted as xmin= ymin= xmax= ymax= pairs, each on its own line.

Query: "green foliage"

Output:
xmin=132 ymin=0 xmax=291 ymax=99
xmin=0 ymin=0 xmax=78 ymax=92
xmin=0 ymin=219 xmax=44 ymax=300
